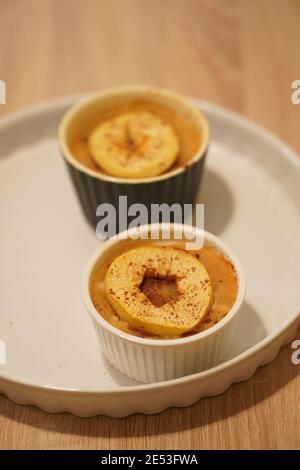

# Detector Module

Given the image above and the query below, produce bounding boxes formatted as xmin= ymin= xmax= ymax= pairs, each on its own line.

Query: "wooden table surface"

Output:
xmin=0 ymin=0 xmax=299 ymax=450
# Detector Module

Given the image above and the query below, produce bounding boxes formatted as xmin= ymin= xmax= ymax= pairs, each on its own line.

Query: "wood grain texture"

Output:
xmin=0 ymin=0 xmax=299 ymax=450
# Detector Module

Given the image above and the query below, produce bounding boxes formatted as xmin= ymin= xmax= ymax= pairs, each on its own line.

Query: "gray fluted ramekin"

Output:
xmin=59 ymin=86 xmax=210 ymax=228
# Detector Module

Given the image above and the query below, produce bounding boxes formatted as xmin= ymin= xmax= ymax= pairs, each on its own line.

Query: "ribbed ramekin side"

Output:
xmin=91 ymin=312 xmax=236 ymax=384
xmin=63 ymin=151 xmax=207 ymax=230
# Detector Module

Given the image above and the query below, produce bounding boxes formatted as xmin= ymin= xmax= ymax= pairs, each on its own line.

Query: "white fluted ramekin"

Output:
xmin=82 ymin=224 xmax=246 ymax=383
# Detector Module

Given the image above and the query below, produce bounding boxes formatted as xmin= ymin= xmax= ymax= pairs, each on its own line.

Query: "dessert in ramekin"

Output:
xmin=59 ymin=86 xmax=209 ymax=227
xmin=82 ymin=224 xmax=246 ymax=383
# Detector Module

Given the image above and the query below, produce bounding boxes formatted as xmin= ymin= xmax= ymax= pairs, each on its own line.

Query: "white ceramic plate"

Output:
xmin=0 ymin=97 xmax=299 ymax=417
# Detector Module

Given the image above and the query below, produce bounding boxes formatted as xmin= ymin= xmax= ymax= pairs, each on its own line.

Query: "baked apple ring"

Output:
xmin=105 ymin=246 xmax=213 ymax=336
xmin=88 ymin=111 xmax=179 ymax=178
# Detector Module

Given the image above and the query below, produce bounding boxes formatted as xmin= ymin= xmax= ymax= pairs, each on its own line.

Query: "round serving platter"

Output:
xmin=0 ymin=96 xmax=299 ymax=417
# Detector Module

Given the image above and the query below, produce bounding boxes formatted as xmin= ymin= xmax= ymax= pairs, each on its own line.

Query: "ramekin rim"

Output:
xmin=82 ymin=223 xmax=246 ymax=347
xmin=58 ymin=85 xmax=210 ymax=184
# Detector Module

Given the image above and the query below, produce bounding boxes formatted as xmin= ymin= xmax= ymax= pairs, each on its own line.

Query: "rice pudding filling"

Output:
xmin=140 ymin=275 xmax=180 ymax=307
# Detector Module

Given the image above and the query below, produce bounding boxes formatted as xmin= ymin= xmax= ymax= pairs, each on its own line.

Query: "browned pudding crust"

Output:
xmin=90 ymin=241 xmax=238 ymax=339
xmin=70 ymin=99 xmax=201 ymax=176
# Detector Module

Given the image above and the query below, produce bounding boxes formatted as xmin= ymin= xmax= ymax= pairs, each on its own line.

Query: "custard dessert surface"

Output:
xmin=70 ymin=99 xmax=201 ymax=178
xmin=90 ymin=240 xmax=238 ymax=339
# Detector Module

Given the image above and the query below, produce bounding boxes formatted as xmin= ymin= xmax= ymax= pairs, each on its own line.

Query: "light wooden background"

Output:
xmin=0 ymin=0 xmax=299 ymax=450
